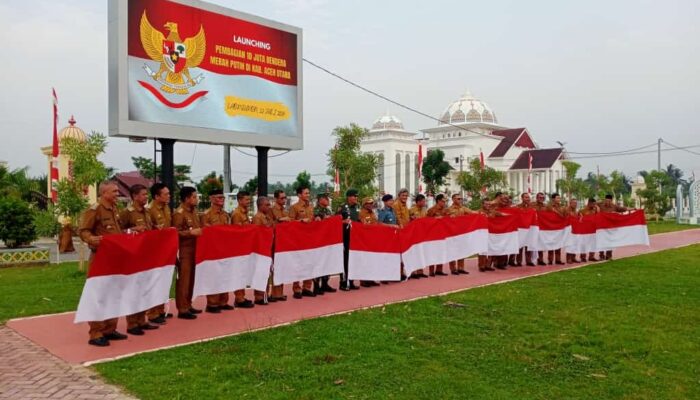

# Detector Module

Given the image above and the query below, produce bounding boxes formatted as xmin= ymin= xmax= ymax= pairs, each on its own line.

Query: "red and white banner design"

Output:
xmin=487 ymin=214 xmax=520 ymax=256
xmin=594 ymin=211 xmax=649 ymax=248
xmin=566 ymin=214 xmax=597 ymax=254
xmin=400 ymin=217 xmax=450 ymax=275
xmin=512 ymin=208 xmax=539 ymax=250
xmin=74 ymin=229 xmax=178 ymax=323
xmin=273 ymin=217 xmax=344 ymax=285
xmin=193 ymin=224 xmax=273 ymax=296
xmin=50 ymin=88 xmax=59 ymax=203
xmin=349 ymin=223 xmax=402 ymax=281
xmin=444 ymin=214 xmax=489 ymax=261
xmin=537 ymin=211 xmax=571 ymax=251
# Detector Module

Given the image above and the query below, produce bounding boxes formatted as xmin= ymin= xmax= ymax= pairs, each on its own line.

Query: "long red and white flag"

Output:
xmin=514 ymin=207 xmax=539 ymax=250
xmin=51 ymin=88 xmax=59 ymax=203
xmin=594 ymin=211 xmax=649 ymax=248
xmin=444 ymin=214 xmax=489 ymax=261
xmin=194 ymin=224 xmax=273 ymax=296
xmin=273 ymin=216 xmax=344 ymax=285
xmin=400 ymin=217 xmax=450 ymax=275
xmin=537 ymin=211 xmax=571 ymax=251
xmin=74 ymin=229 xmax=178 ymax=323
xmin=566 ymin=214 xmax=597 ymax=254
xmin=349 ymin=223 xmax=402 ymax=281
xmin=487 ymin=213 xmax=520 ymax=255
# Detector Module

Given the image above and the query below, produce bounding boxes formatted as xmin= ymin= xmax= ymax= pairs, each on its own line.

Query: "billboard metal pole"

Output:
xmin=159 ymin=138 xmax=176 ymax=209
xmin=256 ymin=146 xmax=269 ymax=197
xmin=223 ymin=145 xmax=231 ymax=193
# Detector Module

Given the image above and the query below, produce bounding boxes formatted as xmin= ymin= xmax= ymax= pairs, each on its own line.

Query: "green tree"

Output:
xmin=327 ymin=124 xmax=379 ymax=202
xmin=0 ymin=165 xmax=41 ymax=202
xmin=456 ymin=158 xmax=507 ymax=209
xmin=637 ymin=171 xmax=673 ymax=219
xmin=60 ymin=133 xmax=109 ymax=187
xmin=0 ymin=197 xmax=37 ymax=248
xmin=196 ymin=171 xmax=224 ymax=197
xmin=293 ymin=171 xmax=314 ymax=193
xmin=55 ymin=179 xmax=89 ymax=222
xmin=421 ymin=149 xmax=451 ymax=196
xmin=556 ymin=161 xmax=587 ymax=199
xmin=131 ymin=156 xmax=192 ymax=184
xmin=242 ymin=176 xmax=258 ymax=195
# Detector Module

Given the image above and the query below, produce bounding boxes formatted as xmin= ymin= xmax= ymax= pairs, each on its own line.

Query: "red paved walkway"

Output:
xmin=8 ymin=229 xmax=700 ymax=366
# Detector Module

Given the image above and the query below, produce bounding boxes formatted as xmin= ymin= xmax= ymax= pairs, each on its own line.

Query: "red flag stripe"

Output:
xmin=195 ymin=224 xmax=273 ymax=264
xmin=86 ymin=229 xmax=178 ymax=278
xmin=275 ymin=216 xmax=343 ymax=252
xmin=594 ymin=211 xmax=646 ymax=229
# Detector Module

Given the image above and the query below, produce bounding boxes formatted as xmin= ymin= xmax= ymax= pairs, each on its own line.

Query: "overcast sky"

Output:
xmin=1 ymin=0 xmax=698 ymax=186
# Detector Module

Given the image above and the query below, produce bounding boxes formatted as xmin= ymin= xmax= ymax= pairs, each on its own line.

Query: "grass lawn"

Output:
xmin=646 ymin=220 xmax=698 ymax=235
xmin=0 ymin=261 xmax=85 ymax=323
xmin=93 ymin=245 xmax=700 ymax=400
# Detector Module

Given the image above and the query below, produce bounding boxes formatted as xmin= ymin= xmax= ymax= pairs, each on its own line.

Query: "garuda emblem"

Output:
xmin=139 ymin=11 xmax=206 ymax=95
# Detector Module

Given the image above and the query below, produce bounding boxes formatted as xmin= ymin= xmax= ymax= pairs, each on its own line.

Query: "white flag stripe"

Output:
xmin=537 ymin=227 xmax=571 ymax=251
xmin=595 ymin=225 xmax=649 ymax=248
xmin=487 ymin=231 xmax=520 ymax=256
xmin=446 ymin=229 xmax=489 ymax=261
xmin=193 ymin=253 xmax=272 ymax=296
xmin=273 ymin=243 xmax=344 ymax=285
xmin=518 ymin=226 xmax=540 ymax=250
xmin=348 ymin=250 xmax=401 ymax=281
xmin=74 ymin=265 xmax=174 ymax=323
xmin=402 ymin=240 xmax=448 ymax=274
xmin=566 ymin=233 xmax=597 ymax=254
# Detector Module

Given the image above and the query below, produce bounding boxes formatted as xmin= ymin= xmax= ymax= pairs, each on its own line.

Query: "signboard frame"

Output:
xmin=108 ymin=0 xmax=303 ymax=150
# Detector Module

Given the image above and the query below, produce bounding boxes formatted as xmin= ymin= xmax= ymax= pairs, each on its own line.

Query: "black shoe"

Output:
xmin=302 ymin=289 xmax=317 ymax=297
xmin=526 ymin=262 xmax=536 ymax=267
xmin=555 ymin=261 xmax=565 ymax=265
xmin=537 ymin=260 xmax=547 ymax=266
xmin=349 ymin=283 xmax=360 ymax=290
xmin=254 ymin=299 xmax=268 ymax=305
xmin=322 ymin=285 xmax=336 ymax=293
xmin=127 ymin=327 xmax=145 ymax=336
xmin=451 ymin=271 xmax=460 ymax=276
xmin=189 ymin=308 xmax=202 ymax=314
xmin=400 ymin=274 xmax=407 ymax=281
xmin=140 ymin=323 xmax=159 ymax=331
xmin=235 ymin=300 xmax=255 ymax=308
xmin=429 ymin=272 xmax=436 ymax=277
xmin=360 ymin=282 xmax=372 ymax=287
xmin=339 ymin=284 xmax=350 ymax=291
xmin=435 ymin=271 xmax=448 ymax=276
xmin=417 ymin=273 xmax=428 ymax=278
xmin=150 ymin=315 xmax=167 ymax=325
xmin=495 ymin=264 xmax=507 ymax=270
xmin=178 ymin=312 xmax=197 ymax=320
xmin=458 ymin=270 xmax=469 ymax=275
xmin=293 ymin=292 xmax=303 ymax=299
xmin=205 ymin=306 xmax=221 ymax=314
xmin=88 ymin=337 xmax=110 ymax=347
xmin=220 ymin=304 xmax=234 ymax=311
xmin=314 ymin=287 xmax=325 ymax=296
xmin=161 ymin=313 xmax=173 ymax=319
xmin=104 ymin=331 xmax=128 ymax=341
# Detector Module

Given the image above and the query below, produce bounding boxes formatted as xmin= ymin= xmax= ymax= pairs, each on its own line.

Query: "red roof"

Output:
xmin=489 ymin=128 xmax=535 ymax=158
xmin=114 ymin=171 xmax=153 ymax=198
xmin=509 ymin=148 xmax=564 ymax=170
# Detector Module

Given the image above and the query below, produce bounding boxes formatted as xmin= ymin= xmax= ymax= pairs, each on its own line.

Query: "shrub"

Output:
xmin=0 ymin=197 xmax=38 ymax=248
xmin=34 ymin=206 xmax=61 ymax=238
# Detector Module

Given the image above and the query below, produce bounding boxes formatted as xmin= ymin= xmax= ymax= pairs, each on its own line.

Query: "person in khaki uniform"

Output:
xmin=118 ymin=184 xmax=159 ymax=336
xmin=597 ymin=194 xmax=631 ymax=260
xmin=394 ymin=189 xmax=411 ymax=228
xmin=78 ymin=181 xmax=128 ymax=347
xmin=172 ymin=187 xmax=203 ymax=320
xmin=200 ymin=189 xmax=233 ymax=314
xmin=358 ymin=197 xmax=380 ymax=287
xmin=267 ymin=190 xmax=289 ymax=301
xmin=289 ymin=186 xmax=316 ymax=299
xmin=252 ymin=196 xmax=274 ymax=305
xmin=545 ymin=193 xmax=566 ymax=265
xmin=580 ymin=198 xmax=601 ymax=261
xmin=146 ymin=183 xmax=173 ymax=324
xmin=533 ymin=192 xmax=548 ymax=266
xmin=447 ymin=193 xmax=475 ymax=275
xmin=565 ymin=198 xmax=581 ymax=264
xmin=408 ymin=194 xmax=429 ymax=279
xmin=516 ymin=193 xmax=536 ymax=266
xmin=477 ymin=199 xmax=505 ymax=272
xmin=313 ymin=193 xmax=337 ymax=294
xmin=230 ymin=191 xmax=256 ymax=308
xmin=426 ymin=194 xmax=448 ymax=277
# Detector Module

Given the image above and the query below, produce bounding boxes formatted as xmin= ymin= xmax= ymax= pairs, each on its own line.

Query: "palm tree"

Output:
xmin=0 ymin=165 xmax=40 ymax=202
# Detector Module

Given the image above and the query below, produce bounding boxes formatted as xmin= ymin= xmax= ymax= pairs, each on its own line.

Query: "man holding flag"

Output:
xmin=200 ymin=189 xmax=233 ymax=313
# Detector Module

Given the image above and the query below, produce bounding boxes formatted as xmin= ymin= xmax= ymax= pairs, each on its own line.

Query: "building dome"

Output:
xmin=371 ymin=113 xmax=404 ymax=131
xmin=438 ymin=90 xmax=498 ymax=125
xmin=58 ymin=116 xmax=87 ymax=142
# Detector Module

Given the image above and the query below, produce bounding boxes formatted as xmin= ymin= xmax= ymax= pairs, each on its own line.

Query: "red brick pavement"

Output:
xmin=0 ymin=325 xmax=135 ymax=399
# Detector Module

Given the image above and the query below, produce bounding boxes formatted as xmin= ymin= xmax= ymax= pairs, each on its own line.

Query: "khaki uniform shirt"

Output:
xmin=119 ymin=205 xmax=153 ymax=231
xmin=409 ymin=205 xmax=427 ymax=220
xmin=252 ymin=211 xmax=273 ymax=227
xmin=533 ymin=201 xmax=547 ymax=211
xmin=148 ymin=201 xmax=172 ymax=230
xmin=231 ymin=206 xmax=251 ymax=226
xmin=566 ymin=206 xmax=580 ymax=218
xmin=580 ymin=206 xmax=598 ymax=216
xmin=79 ymin=201 xmax=122 ymax=251
xmin=427 ymin=205 xmax=448 ymax=217
xmin=358 ymin=208 xmax=378 ymax=225
xmin=447 ymin=204 xmax=473 ymax=217
xmin=517 ymin=202 xmax=533 ymax=210
xmin=394 ymin=201 xmax=410 ymax=227
xmin=289 ymin=200 xmax=314 ymax=221
xmin=598 ymin=202 xmax=627 ymax=213
xmin=201 ymin=207 xmax=230 ymax=226
xmin=173 ymin=205 xmax=201 ymax=249
xmin=271 ymin=203 xmax=289 ymax=223
xmin=546 ymin=203 xmax=566 ymax=217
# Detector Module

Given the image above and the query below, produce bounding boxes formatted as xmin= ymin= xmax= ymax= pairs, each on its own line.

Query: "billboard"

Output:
xmin=108 ymin=0 xmax=303 ymax=149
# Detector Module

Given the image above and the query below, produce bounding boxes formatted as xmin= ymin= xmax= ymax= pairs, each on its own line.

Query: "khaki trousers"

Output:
xmin=175 ymin=246 xmax=196 ymax=313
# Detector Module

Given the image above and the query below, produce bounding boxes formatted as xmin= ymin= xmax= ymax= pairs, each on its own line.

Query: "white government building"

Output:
xmin=360 ymin=90 xmax=567 ymax=196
